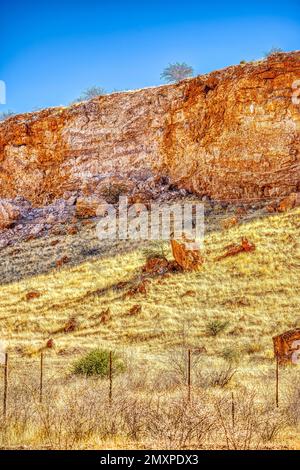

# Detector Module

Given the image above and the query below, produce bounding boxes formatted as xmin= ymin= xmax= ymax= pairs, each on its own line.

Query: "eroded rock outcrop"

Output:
xmin=0 ymin=52 xmax=299 ymax=205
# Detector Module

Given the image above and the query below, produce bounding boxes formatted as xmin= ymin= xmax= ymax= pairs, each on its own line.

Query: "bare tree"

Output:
xmin=264 ymin=47 xmax=283 ymax=58
xmin=75 ymin=86 xmax=106 ymax=102
xmin=161 ymin=63 xmax=194 ymax=83
xmin=0 ymin=110 xmax=15 ymax=121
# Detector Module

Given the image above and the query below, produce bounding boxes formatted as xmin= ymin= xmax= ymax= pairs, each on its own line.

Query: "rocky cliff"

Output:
xmin=0 ymin=51 xmax=299 ymax=205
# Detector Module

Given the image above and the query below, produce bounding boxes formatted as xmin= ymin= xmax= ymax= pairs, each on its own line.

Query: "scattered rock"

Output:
xmin=25 ymin=291 xmax=41 ymax=301
xmin=45 ymin=213 xmax=56 ymax=224
xmin=216 ymin=237 xmax=255 ymax=261
xmin=51 ymin=226 xmax=65 ymax=236
xmin=166 ymin=261 xmax=181 ymax=272
xmin=82 ymin=219 xmax=93 ymax=226
xmin=0 ymin=199 xmax=20 ymax=229
xmin=235 ymin=206 xmax=247 ymax=216
xmin=182 ymin=290 xmax=197 ymax=297
xmin=265 ymin=204 xmax=276 ymax=213
xmin=125 ymin=280 xmax=149 ymax=298
xmin=75 ymin=196 xmax=108 ymax=218
xmin=221 ymin=216 xmax=238 ymax=230
xmin=29 ymin=223 xmax=44 ymax=237
xmin=142 ymin=257 xmax=170 ymax=275
xmin=63 ymin=316 xmax=78 ymax=333
xmin=193 ymin=346 xmax=207 ymax=355
xmin=114 ymin=281 xmax=130 ymax=290
xmin=67 ymin=225 xmax=78 ymax=235
xmin=100 ymin=308 xmax=111 ymax=324
xmin=129 ymin=191 xmax=153 ymax=206
xmin=278 ymin=193 xmax=300 ymax=212
xmin=46 ymin=338 xmax=54 ymax=349
xmin=56 ymin=255 xmax=70 ymax=267
xmin=128 ymin=304 xmax=142 ymax=316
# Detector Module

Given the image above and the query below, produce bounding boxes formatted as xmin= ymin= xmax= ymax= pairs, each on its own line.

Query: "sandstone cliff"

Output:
xmin=0 ymin=51 xmax=299 ymax=205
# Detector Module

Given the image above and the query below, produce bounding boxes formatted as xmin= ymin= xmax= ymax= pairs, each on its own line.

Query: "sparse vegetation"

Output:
xmin=142 ymin=240 xmax=169 ymax=260
xmin=0 ymin=110 xmax=15 ymax=121
xmin=221 ymin=347 xmax=241 ymax=364
xmin=264 ymin=47 xmax=284 ymax=58
xmin=206 ymin=320 xmax=229 ymax=337
xmin=75 ymin=86 xmax=106 ymax=103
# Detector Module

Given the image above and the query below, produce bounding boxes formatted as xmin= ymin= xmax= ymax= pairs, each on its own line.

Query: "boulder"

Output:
xmin=221 ymin=216 xmax=238 ymax=230
xmin=0 ymin=199 xmax=20 ymax=229
xmin=278 ymin=193 xmax=300 ymax=212
xmin=75 ymin=196 xmax=108 ymax=218
xmin=171 ymin=236 xmax=203 ymax=271
xmin=25 ymin=291 xmax=41 ymax=301
xmin=142 ymin=257 xmax=170 ymax=275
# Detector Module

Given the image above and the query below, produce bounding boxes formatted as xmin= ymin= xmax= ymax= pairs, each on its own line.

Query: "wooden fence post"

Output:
xmin=231 ymin=392 xmax=235 ymax=428
xmin=187 ymin=349 xmax=191 ymax=402
xmin=276 ymin=355 xmax=279 ymax=408
xmin=109 ymin=351 xmax=112 ymax=403
xmin=3 ymin=352 xmax=8 ymax=418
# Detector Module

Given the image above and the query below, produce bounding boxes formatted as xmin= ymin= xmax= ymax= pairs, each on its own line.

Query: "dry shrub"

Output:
xmin=196 ymin=364 xmax=237 ymax=388
xmin=214 ymin=390 xmax=287 ymax=450
xmin=285 ymin=377 xmax=300 ymax=425
xmin=146 ymin=395 xmax=215 ymax=449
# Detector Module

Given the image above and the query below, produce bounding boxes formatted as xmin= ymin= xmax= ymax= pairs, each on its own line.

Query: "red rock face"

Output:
xmin=0 ymin=52 xmax=299 ymax=205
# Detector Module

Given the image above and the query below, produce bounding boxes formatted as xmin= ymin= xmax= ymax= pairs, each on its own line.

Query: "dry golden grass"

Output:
xmin=0 ymin=208 xmax=299 ymax=358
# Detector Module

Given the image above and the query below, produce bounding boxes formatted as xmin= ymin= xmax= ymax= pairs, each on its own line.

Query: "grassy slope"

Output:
xmin=0 ymin=208 xmax=299 ymax=365
xmin=0 ymin=208 xmax=299 ymax=449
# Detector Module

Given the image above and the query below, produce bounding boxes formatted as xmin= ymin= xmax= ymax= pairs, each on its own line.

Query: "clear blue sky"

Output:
xmin=0 ymin=0 xmax=299 ymax=113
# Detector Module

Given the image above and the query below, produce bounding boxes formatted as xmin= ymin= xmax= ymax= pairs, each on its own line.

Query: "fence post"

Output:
xmin=40 ymin=352 xmax=44 ymax=403
xmin=187 ymin=349 xmax=191 ymax=402
xmin=3 ymin=352 xmax=8 ymax=418
xmin=276 ymin=355 xmax=279 ymax=408
xmin=231 ymin=392 xmax=235 ymax=428
xmin=109 ymin=351 xmax=112 ymax=403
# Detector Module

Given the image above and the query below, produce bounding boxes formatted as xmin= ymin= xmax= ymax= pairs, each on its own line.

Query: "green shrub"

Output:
xmin=221 ymin=347 xmax=241 ymax=364
xmin=206 ymin=320 xmax=229 ymax=337
xmin=72 ymin=349 xmax=125 ymax=377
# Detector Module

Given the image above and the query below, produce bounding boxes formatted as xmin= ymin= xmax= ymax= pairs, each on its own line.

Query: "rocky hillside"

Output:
xmin=0 ymin=51 xmax=299 ymax=206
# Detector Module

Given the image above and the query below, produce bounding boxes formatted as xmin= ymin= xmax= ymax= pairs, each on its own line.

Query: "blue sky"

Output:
xmin=0 ymin=0 xmax=299 ymax=113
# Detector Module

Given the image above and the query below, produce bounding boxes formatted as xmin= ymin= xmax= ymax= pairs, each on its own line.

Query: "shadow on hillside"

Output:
xmin=0 ymin=206 xmax=275 ymax=286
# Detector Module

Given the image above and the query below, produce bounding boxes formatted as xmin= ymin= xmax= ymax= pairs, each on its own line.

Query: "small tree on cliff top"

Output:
xmin=161 ymin=62 xmax=194 ymax=83
xmin=0 ymin=110 xmax=15 ymax=121
xmin=264 ymin=47 xmax=283 ymax=58
xmin=75 ymin=86 xmax=106 ymax=102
